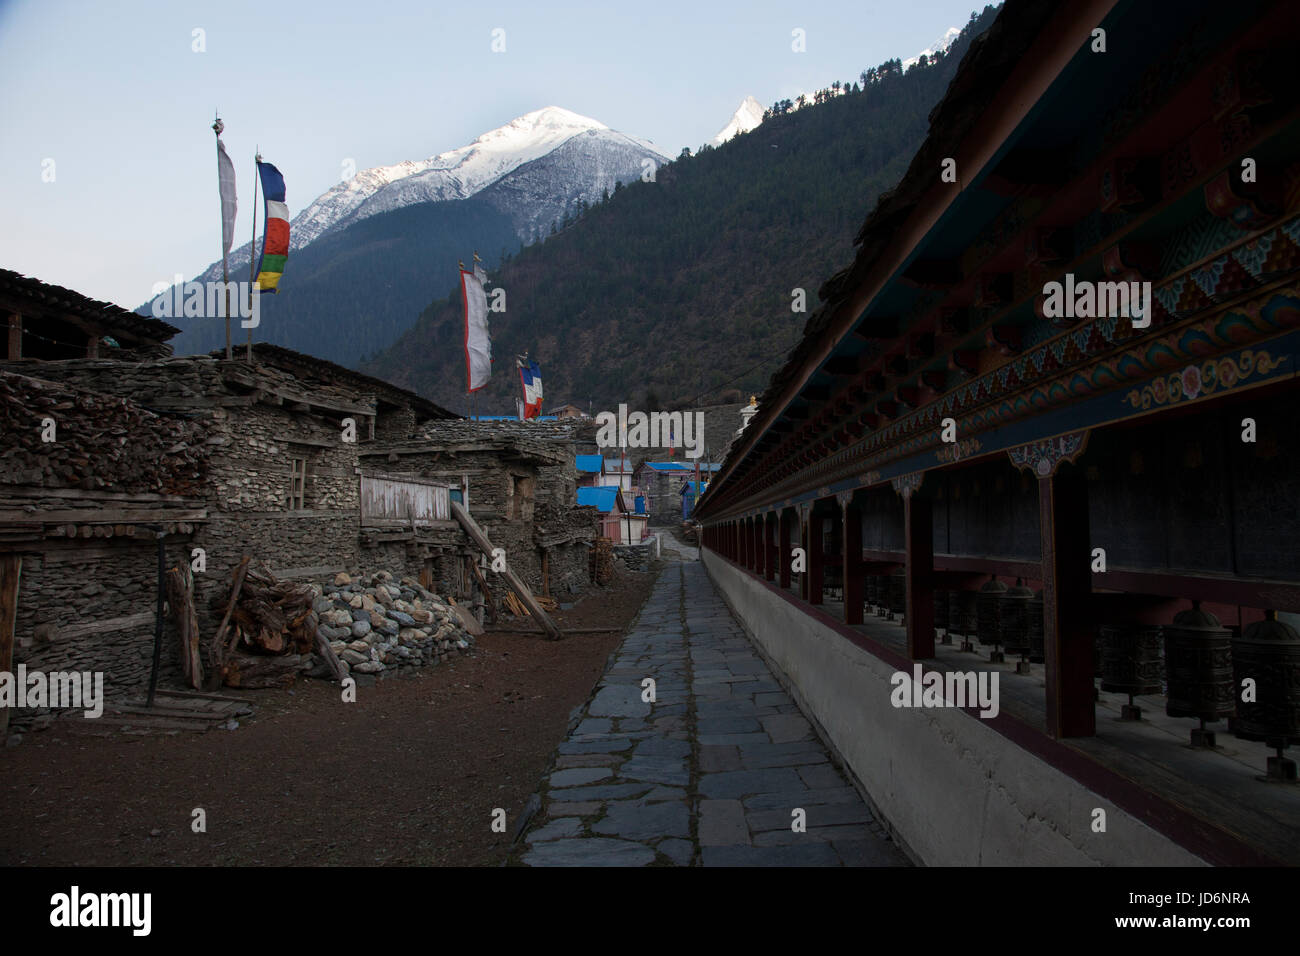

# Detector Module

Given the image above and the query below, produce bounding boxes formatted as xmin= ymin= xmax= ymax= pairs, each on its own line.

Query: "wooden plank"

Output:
xmin=58 ymin=610 xmax=154 ymax=639
xmin=208 ymin=556 xmax=251 ymax=689
xmin=0 ymin=508 xmax=208 ymax=525
xmin=165 ymin=563 xmax=203 ymax=689
xmin=148 ymin=687 xmax=253 ymax=705
xmin=451 ymin=501 xmax=561 ymax=640
xmin=0 ymin=555 xmax=19 ymax=738
xmin=314 ymin=626 xmax=346 ymax=682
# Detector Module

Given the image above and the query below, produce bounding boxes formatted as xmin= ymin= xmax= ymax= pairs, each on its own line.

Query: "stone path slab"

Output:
xmin=517 ymin=556 xmax=908 ymax=867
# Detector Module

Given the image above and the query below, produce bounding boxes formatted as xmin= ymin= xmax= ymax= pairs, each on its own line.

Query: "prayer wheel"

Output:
xmin=1163 ymin=602 xmax=1235 ymax=746
xmin=977 ymin=576 xmax=1008 ymax=661
xmin=934 ymin=590 xmax=951 ymax=644
xmin=948 ymin=590 xmax=977 ymax=644
xmin=1000 ymin=579 xmax=1034 ymax=671
xmin=865 ymin=575 xmax=879 ymax=609
xmin=1028 ymin=590 xmax=1045 ymax=664
xmin=1099 ymin=623 xmax=1163 ymax=720
xmin=888 ymin=567 xmax=906 ymax=619
xmin=1231 ymin=611 xmax=1300 ymax=781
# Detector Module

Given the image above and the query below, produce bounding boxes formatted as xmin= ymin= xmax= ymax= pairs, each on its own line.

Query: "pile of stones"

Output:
xmin=308 ymin=570 xmax=475 ymax=679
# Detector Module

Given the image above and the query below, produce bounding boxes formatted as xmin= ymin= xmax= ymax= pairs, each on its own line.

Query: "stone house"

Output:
xmin=0 ymin=279 xmax=600 ymax=715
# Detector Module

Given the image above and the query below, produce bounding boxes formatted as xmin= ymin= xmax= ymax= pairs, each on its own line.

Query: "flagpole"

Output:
xmin=214 ymin=113 xmax=232 ymax=360
xmin=247 ymin=148 xmax=260 ymax=363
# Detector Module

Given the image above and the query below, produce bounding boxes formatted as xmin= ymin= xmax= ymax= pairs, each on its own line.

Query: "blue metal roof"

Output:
xmin=577 ymin=485 xmax=620 ymax=513
xmin=575 ymin=454 xmax=604 ymax=473
xmin=645 ymin=462 xmax=690 ymax=471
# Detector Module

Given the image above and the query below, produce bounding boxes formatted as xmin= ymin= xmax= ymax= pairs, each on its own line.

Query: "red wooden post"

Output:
xmin=904 ymin=491 xmax=935 ymax=659
xmin=759 ymin=515 xmax=769 ymax=582
xmin=1039 ymin=465 xmax=1095 ymax=738
xmin=779 ymin=510 xmax=792 ymax=589
xmin=798 ymin=508 xmax=810 ymax=601
xmin=808 ymin=506 xmax=825 ymax=605
xmin=841 ymin=493 xmax=864 ymax=625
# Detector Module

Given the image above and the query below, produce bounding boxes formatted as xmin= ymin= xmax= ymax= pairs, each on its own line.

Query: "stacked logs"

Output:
xmin=0 ymin=369 xmax=208 ymax=495
xmin=590 ymin=537 xmax=615 ymax=586
xmin=209 ymin=558 xmax=321 ymax=689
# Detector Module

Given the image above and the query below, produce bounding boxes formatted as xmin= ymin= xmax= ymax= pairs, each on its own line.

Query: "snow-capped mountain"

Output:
xmin=712 ymin=96 xmax=765 ymax=145
xmin=292 ymin=106 xmax=651 ymax=249
xmin=165 ymin=105 xmax=668 ymax=299
xmin=903 ymin=26 xmax=961 ymax=70
xmin=152 ymin=106 xmax=670 ymax=364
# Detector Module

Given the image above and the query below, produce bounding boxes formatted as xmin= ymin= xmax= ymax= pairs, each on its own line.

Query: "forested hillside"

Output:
xmin=364 ymin=8 xmax=999 ymax=415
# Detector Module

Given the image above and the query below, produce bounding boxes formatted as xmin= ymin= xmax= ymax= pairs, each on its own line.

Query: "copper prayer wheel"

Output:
xmin=976 ymin=576 xmax=1008 ymax=649
xmin=947 ymin=590 xmax=977 ymax=637
xmin=888 ymin=567 xmax=905 ymax=616
xmin=1099 ymin=624 xmax=1163 ymax=696
xmin=999 ymin=578 xmax=1034 ymax=658
xmin=1028 ymin=590 xmax=1045 ymax=664
xmin=1163 ymin=602 xmax=1235 ymax=723
xmin=1231 ymin=611 xmax=1300 ymax=746
xmin=934 ymin=590 xmax=950 ymax=642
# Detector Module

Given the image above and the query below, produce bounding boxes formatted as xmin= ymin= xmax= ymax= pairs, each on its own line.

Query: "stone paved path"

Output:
xmin=518 ymin=556 xmax=909 ymax=866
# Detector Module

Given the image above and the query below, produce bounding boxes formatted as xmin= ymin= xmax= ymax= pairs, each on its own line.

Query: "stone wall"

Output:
xmin=701 ymin=549 xmax=1205 ymax=866
xmin=11 ymin=540 xmax=187 ymax=702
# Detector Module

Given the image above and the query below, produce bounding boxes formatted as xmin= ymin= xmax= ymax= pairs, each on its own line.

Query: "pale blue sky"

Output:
xmin=0 ymin=0 xmax=982 ymax=308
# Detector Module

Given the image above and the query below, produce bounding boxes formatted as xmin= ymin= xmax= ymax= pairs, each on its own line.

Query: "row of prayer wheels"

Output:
xmin=861 ymin=572 xmax=1298 ymax=782
xmin=1097 ymin=603 xmax=1300 ymax=780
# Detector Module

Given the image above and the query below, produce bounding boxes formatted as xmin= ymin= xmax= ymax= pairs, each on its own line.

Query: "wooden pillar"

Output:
xmin=840 ymin=493 xmax=864 ymax=625
xmin=85 ymin=333 xmax=99 ymax=358
xmin=808 ymin=507 xmax=825 ymax=605
xmin=779 ymin=511 xmax=791 ymax=589
xmin=0 ymin=556 xmax=21 ymax=739
xmin=904 ymin=491 xmax=935 ymax=659
xmin=6 ymin=312 xmax=21 ymax=360
xmin=759 ymin=515 xmax=769 ymax=582
xmin=1039 ymin=464 xmax=1094 ymax=738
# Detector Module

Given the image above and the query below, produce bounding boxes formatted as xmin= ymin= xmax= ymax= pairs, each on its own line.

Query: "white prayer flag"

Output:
xmin=216 ymin=136 xmax=237 ymax=257
xmin=462 ymin=267 xmax=491 ymax=391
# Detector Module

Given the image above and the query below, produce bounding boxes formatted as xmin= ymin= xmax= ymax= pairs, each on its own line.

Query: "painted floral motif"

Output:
xmin=1123 ymin=350 xmax=1287 ymax=411
xmin=1231 ymin=235 xmax=1272 ymax=277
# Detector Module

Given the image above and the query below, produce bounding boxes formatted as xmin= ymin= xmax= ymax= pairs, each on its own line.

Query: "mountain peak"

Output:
xmin=288 ymin=106 xmax=628 ymax=249
xmin=712 ymin=95 xmax=765 ymax=146
xmin=903 ymin=26 xmax=961 ymax=70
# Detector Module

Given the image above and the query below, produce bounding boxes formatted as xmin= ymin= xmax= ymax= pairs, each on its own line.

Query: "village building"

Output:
xmin=633 ymin=460 xmax=721 ymax=525
xmin=0 ymin=282 xmax=601 ymax=723
xmin=693 ymin=0 xmax=1300 ymax=867
xmin=576 ymin=485 xmax=646 ymax=544
xmin=600 ymin=454 xmax=634 ymax=492
xmin=575 ymin=453 xmax=604 ymax=488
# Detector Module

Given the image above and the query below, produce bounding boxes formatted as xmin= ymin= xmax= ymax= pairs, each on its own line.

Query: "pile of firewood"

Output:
xmin=0 ymin=369 xmax=208 ymax=494
xmin=208 ymin=557 xmax=333 ymax=689
xmin=590 ymin=537 xmax=615 ymax=586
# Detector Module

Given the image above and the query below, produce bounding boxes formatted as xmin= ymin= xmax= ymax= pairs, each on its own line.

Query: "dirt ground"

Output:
xmin=0 ymin=563 xmax=660 ymax=867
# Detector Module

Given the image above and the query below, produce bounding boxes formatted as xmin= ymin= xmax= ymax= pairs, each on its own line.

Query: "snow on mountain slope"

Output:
xmin=291 ymin=106 xmax=619 ymax=249
xmin=903 ymin=26 xmax=961 ymax=70
xmin=712 ymin=96 xmax=765 ymax=145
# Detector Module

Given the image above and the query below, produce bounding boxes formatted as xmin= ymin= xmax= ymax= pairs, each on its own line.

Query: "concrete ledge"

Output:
xmin=702 ymin=548 xmax=1207 ymax=867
